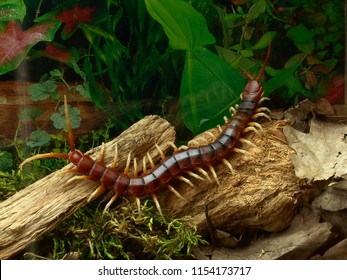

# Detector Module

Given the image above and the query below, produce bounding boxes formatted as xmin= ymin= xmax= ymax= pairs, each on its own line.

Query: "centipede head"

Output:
xmin=241 ymin=43 xmax=271 ymax=101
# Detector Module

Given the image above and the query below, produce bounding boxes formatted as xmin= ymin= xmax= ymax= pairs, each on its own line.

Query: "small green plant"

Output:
xmin=44 ymin=200 xmax=207 ymax=260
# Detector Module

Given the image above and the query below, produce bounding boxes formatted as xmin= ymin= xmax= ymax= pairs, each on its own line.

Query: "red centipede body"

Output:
xmin=20 ymin=46 xmax=271 ymax=213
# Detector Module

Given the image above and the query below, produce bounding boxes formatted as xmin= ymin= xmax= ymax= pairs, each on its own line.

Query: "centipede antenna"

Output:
xmin=256 ymin=41 xmax=271 ymax=81
xmin=168 ymin=184 xmax=186 ymax=201
xmin=147 ymin=152 xmax=155 ymax=169
xmin=185 ymin=170 xmax=205 ymax=181
xmin=19 ymin=152 xmax=69 ymax=169
xmin=88 ymin=185 xmax=105 ymax=203
xmin=152 ymin=194 xmax=164 ymax=220
xmin=63 ymin=95 xmax=75 ymax=151
xmin=133 ymin=157 xmax=138 ymax=176
xmin=98 ymin=142 xmax=106 ymax=162
xmin=155 ymin=143 xmax=166 ymax=160
xmin=123 ymin=151 xmax=132 ymax=175
xmin=208 ymin=164 xmax=220 ymax=186
xmin=222 ymin=158 xmax=234 ymax=174
xmin=195 ymin=167 xmax=212 ymax=182
xmin=177 ymin=175 xmax=194 ymax=187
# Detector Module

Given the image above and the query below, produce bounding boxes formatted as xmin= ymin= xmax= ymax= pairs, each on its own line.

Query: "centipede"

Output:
xmin=19 ymin=46 xmax=272 ymax=217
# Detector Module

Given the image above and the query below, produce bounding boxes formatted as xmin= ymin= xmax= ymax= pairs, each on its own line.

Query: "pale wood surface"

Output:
xmin=0 ymin=115 xmax=176 ymax=259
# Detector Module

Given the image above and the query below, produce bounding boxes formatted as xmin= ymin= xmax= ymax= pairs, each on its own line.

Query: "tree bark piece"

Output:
xmin=0 ymin=115 xmax=176 ymax=259
xmin=159 ymin=120 xmax=303 ymax=234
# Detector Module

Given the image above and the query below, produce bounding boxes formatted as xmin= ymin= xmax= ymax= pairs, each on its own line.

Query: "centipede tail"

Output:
xmin=20 ymin=45 xmax=271 ymax=217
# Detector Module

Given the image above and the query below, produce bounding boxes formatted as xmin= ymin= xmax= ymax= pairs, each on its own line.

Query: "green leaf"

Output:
xmin=252 ymin=31 xmax=277 ymax=50
xmin=26 ymin=130 xmax=51 ymax=147
xmin=0 ymin=151 xmax=13 ymax=171
xmin=19 ymin=107 xmax=43 ymax=122
xmin=224 ymin=13 xmax=243 ymax=22
xmin=263 ymin=64 xmax=311 ymax=98
xmin=286 ymin=24 xmax=314 ymax=44
xmin=50 ymin=69 xmax=62 ymax=79
xmin=247 ymin=0 xmax=267 ymax=21
xmin=0 ymin=0 xmax=26 ymax=22
xmin=50 ymin=104 xmax=81 ymax=130
xmin=179 ymin=47 xmax=245 ymax=134
xmin=144 ymin=0 xmax=215 ymax=50
xmin=28 ymin=80 xmax=57 ymax=101
xmin=284 ymin=53 xmax=307 ymax=69
xmin=0 ymin=20 xmax=61 ymax=75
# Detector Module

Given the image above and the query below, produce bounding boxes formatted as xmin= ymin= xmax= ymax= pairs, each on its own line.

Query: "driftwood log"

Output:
xmin=0 ymin=115 xmax=175 ymax=259
xmin=0 ymin=116 xmax=302 ymax=259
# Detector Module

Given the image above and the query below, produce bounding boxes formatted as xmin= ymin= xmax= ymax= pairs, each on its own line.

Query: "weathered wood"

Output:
xmin=0 ymin=81 xmax=108 ymax=145
xmin=159 ymin=120 xmax=303 ymax=234
xmin=0 ymin=115 xmax=176 ymax=259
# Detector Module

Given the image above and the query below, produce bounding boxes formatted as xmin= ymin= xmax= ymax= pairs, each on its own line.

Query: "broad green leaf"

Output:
xmin=19 ymin=107 xmax=43 ymax=122
xmin=0 ymin=20 xmax=61 ymax=75
xmin=284 ymin=53 xmax=307 ymax=68
xmin=263 ymin=64 xmax=311 ymax=98
xmin=50 ymin=104 xmax=81 ymax=130
xmin=247 ymin=0 xmax=267 ymax=21
xmin=179 ymin=47 xmax=245 ymax=134
xmin=253 ymin=31 xmax=277 ymax=50
xmin=286 ymin=24 xmax=314 ymax=44
xmin=0 ymin=151 xmax=13 ymax=171
xmin=224 ymin=13 xmax=243 ymax=22
xmin=28 ymin=80 xmax=57 ymax=101
xmin=26 ymin=130 xmax=51 ymax=147
xmin=144 ymin=0 xmax=215 ymax=50
xmin=0 ymin=0 xmax=26 ymax=22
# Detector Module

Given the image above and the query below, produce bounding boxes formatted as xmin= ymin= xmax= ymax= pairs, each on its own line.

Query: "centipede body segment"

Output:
xmin=20 ymin=46 xmax=272 ymax=216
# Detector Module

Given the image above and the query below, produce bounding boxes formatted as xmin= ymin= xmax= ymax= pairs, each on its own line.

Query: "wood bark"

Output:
xmin=0 ymin=115 xmax=175 ymax=259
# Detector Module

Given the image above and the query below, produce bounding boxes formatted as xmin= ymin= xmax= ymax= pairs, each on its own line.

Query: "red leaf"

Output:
xmin=325 ymin=75 xmax=345 ymax=105
xmin=43 ymin=43 xmax=73 ymax=63
xmin=0 ymin=20 xmax=60 ymax=74
xmin=56 ymin=5 xmax=96 ymax=38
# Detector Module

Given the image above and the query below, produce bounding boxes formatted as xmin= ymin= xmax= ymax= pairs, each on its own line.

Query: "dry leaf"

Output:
xmin=312 ymin=186 xmax=347 ymax=211
xmin=194 ymin=207 xmax=333 ymax=260
xmin=283 ymin=119 xmax=347 ymax=181
xmin=311 ymin=238 xmax=347 ymax=260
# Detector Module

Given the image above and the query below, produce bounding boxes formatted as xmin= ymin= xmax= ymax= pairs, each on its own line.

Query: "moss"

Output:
xmin=45 ymin=199 xmax=207 ymax=260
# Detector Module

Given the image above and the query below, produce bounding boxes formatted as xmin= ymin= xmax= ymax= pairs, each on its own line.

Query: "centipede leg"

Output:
xmin=135 ymin=197 xmax=141 ymax=213
xmin=177 ymin=175 xmax=194 ymax=187
xmin=222 ymin=158 xmax=234 ymax=174
xmin=87 ymin=185 xmax=105 ymax=202
xmin=239 ymin=138 xmax=257 ymax=147
xmin=208 ymin=164 xmax=220 ymax=185
xmin=123 ymin=151 xmax=132 ymax=175
xmin=195 ymin=167 xmax=212 ymax=182
xmin=152 ymin=194 xmax=164 ymax=220
xmin=155 ymin=143 xmax=166 ymax=160
xmin=168 ymin=184 xmax=186 ymax=201
xmin=185 ymin=170 xmax=205 ymax=181
xmin=103 ymin=193 xmax=119 ymax=214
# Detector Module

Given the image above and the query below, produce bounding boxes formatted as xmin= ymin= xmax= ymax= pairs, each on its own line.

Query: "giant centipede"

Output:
xmin=20 ymin=46 xmax=272 ymax=216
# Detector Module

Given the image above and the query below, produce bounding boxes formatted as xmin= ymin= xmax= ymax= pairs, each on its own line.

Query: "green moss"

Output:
xmin=46 ymin=199 xmax=207 ymax=260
